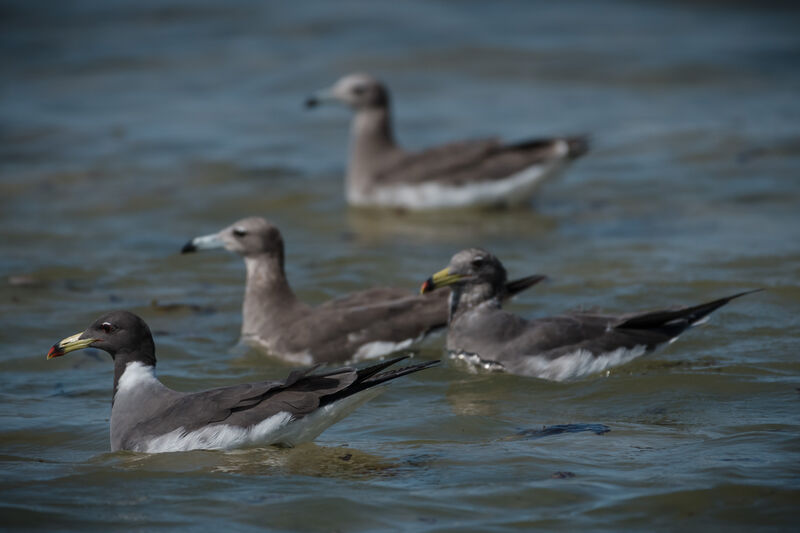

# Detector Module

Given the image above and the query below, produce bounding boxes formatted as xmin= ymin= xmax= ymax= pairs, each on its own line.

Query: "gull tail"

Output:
xmin=320 ymin=356 xmax=439 ymax=405
xmin=504 ymin=136 xmax=589 ymax=160
xmin=614 ymin=289 xmax=762 ymax=337
xmin=505 ymin=274 xmax=548 ymax=299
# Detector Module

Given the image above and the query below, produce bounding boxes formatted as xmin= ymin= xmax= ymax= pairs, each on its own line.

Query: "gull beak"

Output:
xmin=47 ymin=332 xmax=97 ymax=360
xmin=304 ymin=88 xmax=337 ymax=109
xmin=420 ymin=267 xmax=467 ymax=294
xmin=181 ymin=232 xmax=224 ymax=254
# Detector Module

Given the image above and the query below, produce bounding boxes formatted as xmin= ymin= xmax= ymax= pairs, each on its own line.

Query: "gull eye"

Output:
xmin=232 ymin=227 xmax=247 ymax=238
xmin=352 ymin=85 xmax=367 ymax=96
xmin=471 ymin=256 xmax=485 ymax=268
xmin=101 ymin=322 xmax=114 ymax=334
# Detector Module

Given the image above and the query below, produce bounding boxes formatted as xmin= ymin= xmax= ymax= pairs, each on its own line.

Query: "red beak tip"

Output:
xmin=47 ymin=346 xmax=63 ymax=359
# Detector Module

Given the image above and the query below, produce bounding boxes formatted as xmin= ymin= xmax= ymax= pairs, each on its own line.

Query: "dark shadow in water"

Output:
xmin=96 ymin=442 xmax=405 ymax=481
xmin=517 ymin=423 xmax=611 ymax=439
xmin=346 ymin=205 xmax=558 ymax=245
xmin=148 ymin=299 xmax=217 ymax=315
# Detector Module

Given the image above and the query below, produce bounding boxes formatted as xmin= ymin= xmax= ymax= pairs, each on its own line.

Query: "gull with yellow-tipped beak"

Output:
xmin=422 ymin=248 xmax=761 ymax=380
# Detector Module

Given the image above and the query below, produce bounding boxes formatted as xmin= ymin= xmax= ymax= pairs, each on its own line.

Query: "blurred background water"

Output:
xmin=1 ymin=0 xmax=799 ymax=530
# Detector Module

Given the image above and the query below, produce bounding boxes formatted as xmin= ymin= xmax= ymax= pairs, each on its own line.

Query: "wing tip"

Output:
xmin=505 ymin=274 xmax=548 ymax=298
xmin=318 ymin=356 xmax=440 ymax=406
xmin=359 ymin=356 xmax=440 ymax=387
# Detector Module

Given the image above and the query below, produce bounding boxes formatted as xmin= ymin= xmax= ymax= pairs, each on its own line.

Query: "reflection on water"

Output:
xmin=101 ymin=442 xmax=400 ymax=480
xmin=515 ymin=423 xmax=611 ymax=440
xmin=346 ymin=205 xmax=559 ymax=245
xmin=445 ymin=374 xmax=518 ymax=417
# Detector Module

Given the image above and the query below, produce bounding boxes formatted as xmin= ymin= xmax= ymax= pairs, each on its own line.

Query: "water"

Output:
xmin=1 ymin=0 xmax=799 ymax=530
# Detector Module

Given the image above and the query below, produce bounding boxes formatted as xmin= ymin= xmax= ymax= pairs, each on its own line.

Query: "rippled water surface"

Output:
xmin=2 ymin=0 xmax=799 ymax=531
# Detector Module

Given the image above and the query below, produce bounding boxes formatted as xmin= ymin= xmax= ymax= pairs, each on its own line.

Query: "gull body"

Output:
xmin=47 ymin=311 xmax=438 ymax=453
xmin=306 ymin=73 xmax=588 ymax=210
xmin=182 ymin=217 xmax=545 ymax=364
xmin=422 ymin=248 xmax=760 ymax=380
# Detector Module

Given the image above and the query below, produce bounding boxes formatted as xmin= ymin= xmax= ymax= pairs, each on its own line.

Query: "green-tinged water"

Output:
xmin=1 ymin=1 xmax=799 ymax=531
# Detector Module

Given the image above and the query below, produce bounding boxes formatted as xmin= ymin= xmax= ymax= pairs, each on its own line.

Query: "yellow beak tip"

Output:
xmin=425 ymin=267 xmax=463 ymax=291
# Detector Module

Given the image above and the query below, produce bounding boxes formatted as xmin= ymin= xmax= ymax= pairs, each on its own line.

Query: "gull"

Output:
xmin=46 ymin=311 xmax=438 ymax=453
xmin=306 ymin=73 xmax=588 ymax=209
xmin=422 ymin=248 xmax=760 ymax=380
xmin=182 ymin=217 xmax=545 ymax=364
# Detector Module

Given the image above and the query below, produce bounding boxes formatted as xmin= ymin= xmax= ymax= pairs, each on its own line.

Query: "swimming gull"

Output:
xmin=306 ymin=73 xmax=588 ymax=209
xmin=421 ymin=248 xmax=761 ymax=380
xmin=46 ymin=310 xmax=439 ymax=453
xmin=181 ymin=217 xmax=545 ymax=364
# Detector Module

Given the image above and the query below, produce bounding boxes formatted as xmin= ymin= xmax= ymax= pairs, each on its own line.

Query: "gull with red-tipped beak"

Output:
xmin=47 ymin=311 xmax=439 ymax=453
xmin=181 ymin=217 xmax=545 ymax=364
xmin=422 ymin=248 xmax=761 ymax=380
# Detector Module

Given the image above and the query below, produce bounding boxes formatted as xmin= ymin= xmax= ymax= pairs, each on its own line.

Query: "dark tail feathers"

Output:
xmin=505 ymin=274 xmax=547 ymax=299
xmin=615 ymin=289 xmax=762 ymax=334
xmin=505 ymin=136 xmax=589 ymax=160
xmin=321 ymin=356 xmax=439 ymax=405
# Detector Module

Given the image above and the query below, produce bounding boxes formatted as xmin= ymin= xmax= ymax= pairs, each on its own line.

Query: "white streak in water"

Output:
xmin=449 ymin=351 xmax=505 ymax=373
xmin=350 ymin=337 xmax=417 ymax=362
